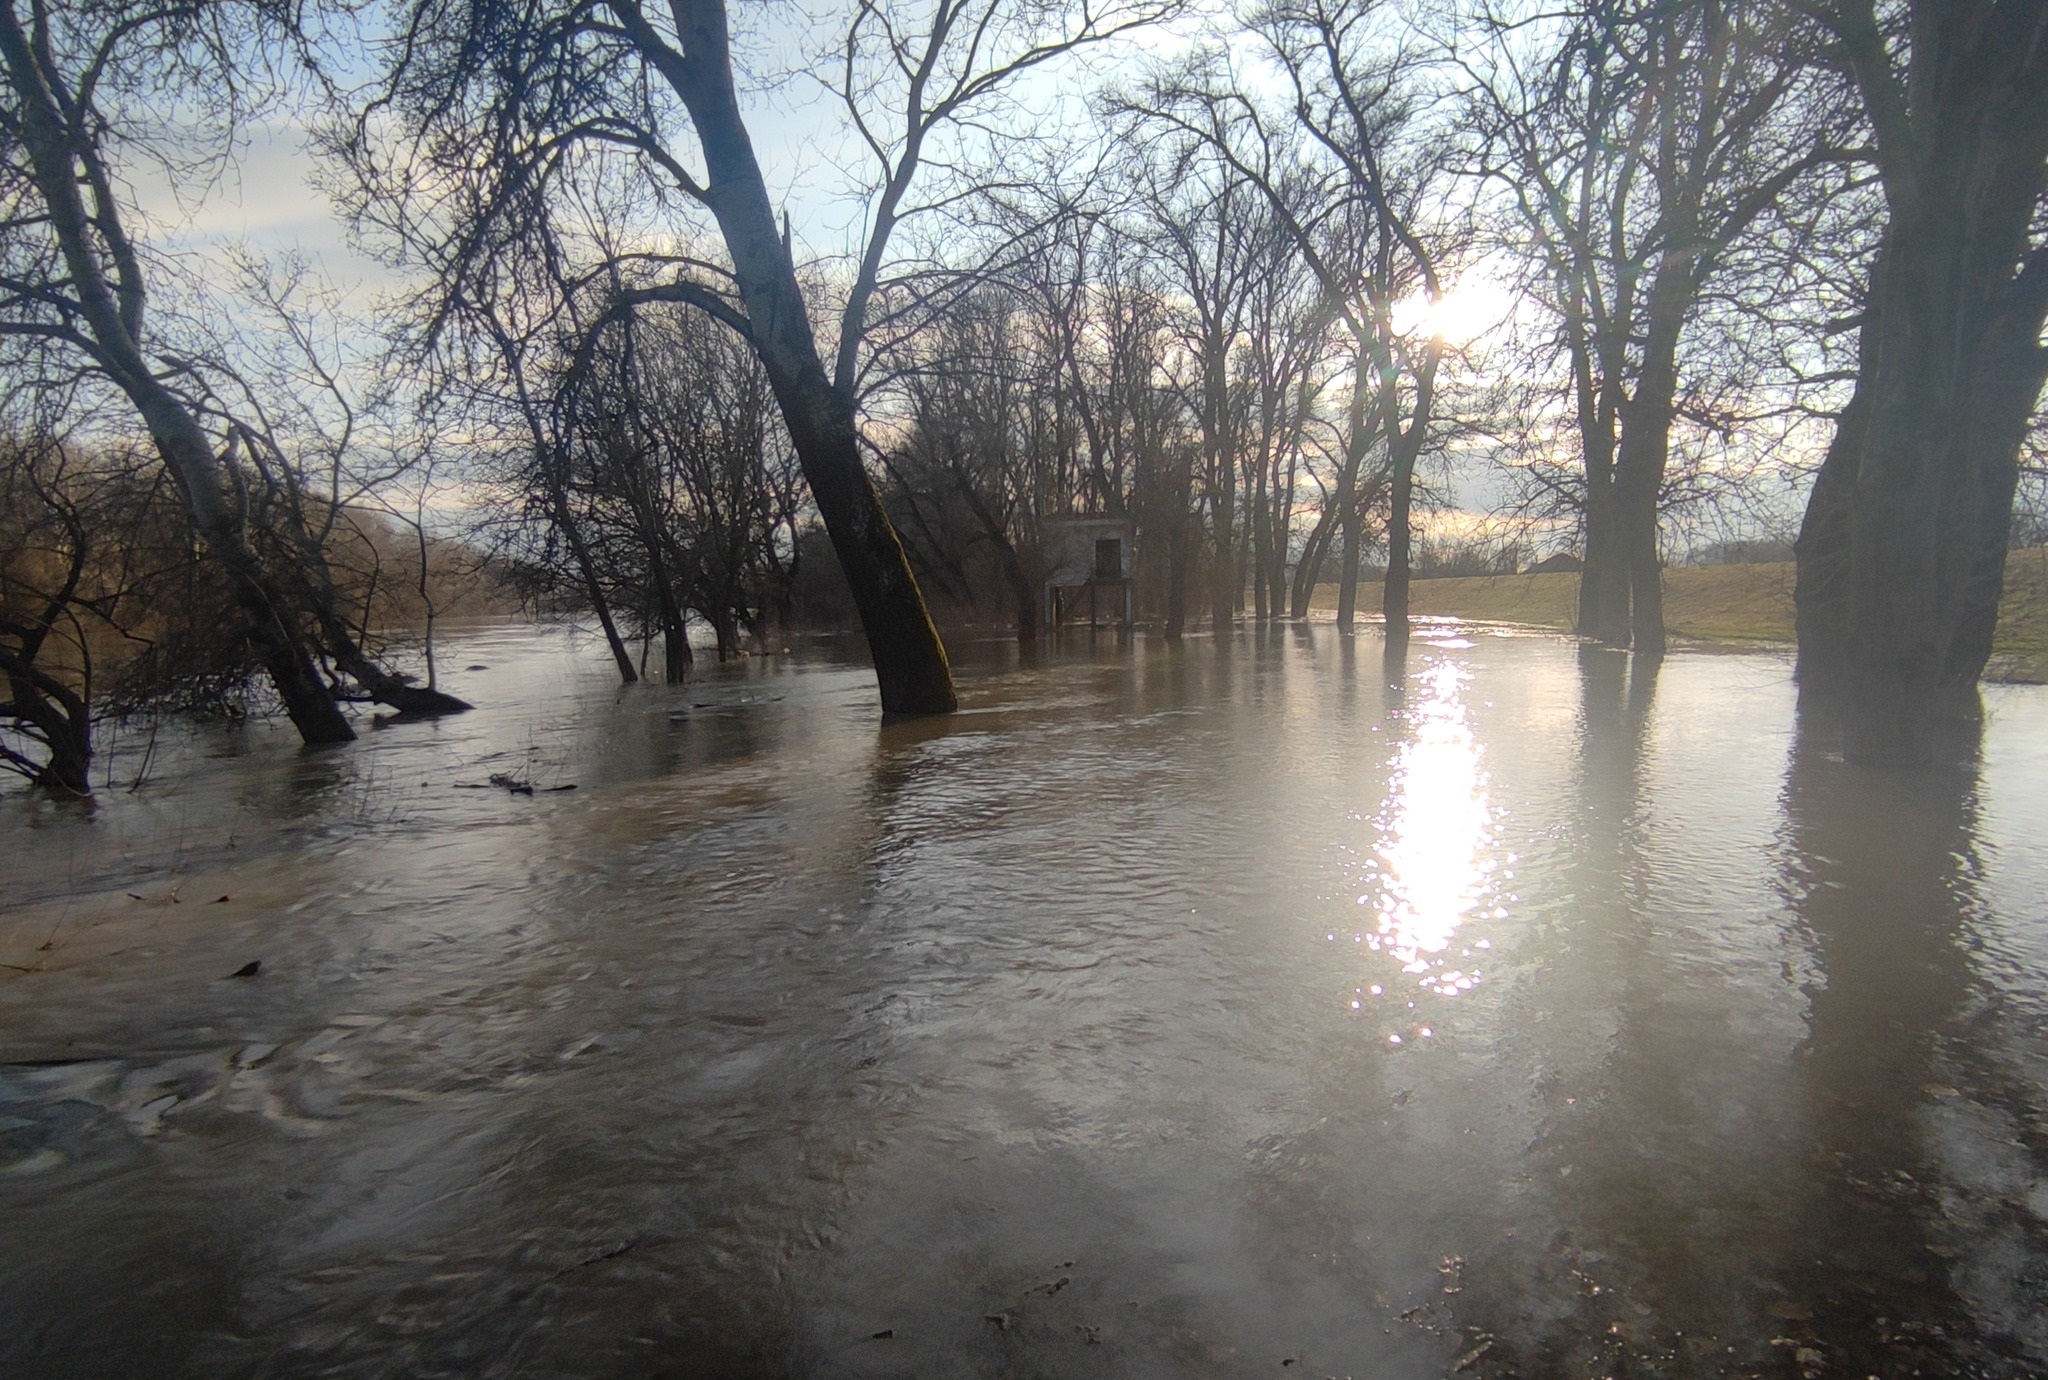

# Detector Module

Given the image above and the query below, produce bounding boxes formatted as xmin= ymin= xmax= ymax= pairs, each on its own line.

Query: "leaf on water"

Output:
xmin=1456 ymin=1341 xmax=1493 ymax=1372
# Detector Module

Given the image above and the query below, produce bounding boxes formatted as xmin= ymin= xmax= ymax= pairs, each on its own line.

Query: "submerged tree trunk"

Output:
xmin=0 ymin=646 xmax=91 ymax=795
xmin=557 ymin=484 xmax=639 ymax=684
xmin=1384 ymin=463 xmax=1412 ymax=635
xmin=1205 ymin=343 xmax=1236 ymax=635
xmin=1251 ymin=441 xmax=1272 ymax=621
xmin=1291 ymin=508 xmax=1334 ymax=621
xmin=1335 ymin=506 xmax=1361 ymax=634
xmin=1165 ymin=506 xmax=1192 ymax=638
xmin=1377 ymin=338 xmax=1439 ymax=640
xmin=1578 ymin=474 xmax=1629 ymax=646
xmin=140 ymin=402 xmax=358 ymax=744
xmin=1792 ymin=5 xmax=2048 ymax=765
xmin=648 ymin=0 xmax=954 ymax=715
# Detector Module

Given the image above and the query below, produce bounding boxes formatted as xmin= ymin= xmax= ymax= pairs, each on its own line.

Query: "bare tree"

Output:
xmin=349 ymin=0 xmax=1175 ymax=713
xmin=1135 ymin=7 xmax=1456 ymax=638
xmin=0 ymin=0 xmax=469 ymax=745
xmin=1460 ymin=0 xmax=1832 ymax=655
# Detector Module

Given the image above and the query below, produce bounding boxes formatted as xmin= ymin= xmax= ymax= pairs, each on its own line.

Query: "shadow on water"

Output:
xmin=1770 ymin=702 xmax=2042 ymax=1375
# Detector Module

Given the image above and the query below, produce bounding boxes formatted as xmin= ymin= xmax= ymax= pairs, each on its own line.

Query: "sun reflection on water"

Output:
xmin=1356 ymin=659 xmax=1497 ymax=1010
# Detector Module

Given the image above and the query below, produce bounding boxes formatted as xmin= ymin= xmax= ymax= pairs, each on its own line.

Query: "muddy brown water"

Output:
xmin=2 ymin=621 xmax=2045 ymax=1379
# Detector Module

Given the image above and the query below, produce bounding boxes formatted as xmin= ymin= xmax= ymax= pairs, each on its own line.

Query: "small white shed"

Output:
xmin=1041 ymin=515 xmax=1135 ymax=629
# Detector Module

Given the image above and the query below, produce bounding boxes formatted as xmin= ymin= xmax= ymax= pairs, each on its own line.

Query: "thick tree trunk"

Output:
xmin=1793 ymin=391 xmax=1865 ymax=697
xmin=1792 ymin=4 xmax=2048 ymax=765
xmin=1010 ymin=566 xmax=1040 ymax=642
xmin=1613 ymin=263 xmax=1692 ymax=660
xmin=1577 ymin=480 xmax=1630 ymax=645
xmin=1622 ymin=484 xmax=1665 ymax=658
xmin=658 ymin=0 xmax=954 ymax=714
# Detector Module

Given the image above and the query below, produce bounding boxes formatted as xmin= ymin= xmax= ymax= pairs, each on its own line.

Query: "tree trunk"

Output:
xmin=1165 ymin=507 xmax=1191 ymax=638
xmin=0 ymin=14 xmax=356 ymax=745
xmin=143 ymin=403 xmax=357 ymax=744
xmin=1791 ymin=3 xmax=2048 ymax=765
xmin=551 ymin=465 xmax=639 ymax=683
xmin=1613 ymin=257 xmax=1693 ymax=660
xmin=1251 ymin=445 xmax=1271 ymax=621
xmin=1335 ymin=506 xmax=1360 ymax=634
xmin=1205 ymin=348 xmax=1235 ymax=635
xmin=650 ymin=562 xmax=693 ymax=684
xmin=0 ymin=651 xmax=92 ymax=795
xmin=1577 ymin=480 xmax=1630 ymax=645
xmin=1384 ymin=463 xmax=1411 ymax=636
xmin=1622 ymin=484 xmax=1665 ymax=659
xmin=659 ymin=0 xmax=954 ymax=715
xmin=1010 ymin=565 xmax=1040 ymax=642
xmin=1376 ymin=338 xmax=1439 ymax=640
xmin=1792 ymin=396 xmax=1861 ymax=696
xmin=1291 ymin=502 xmax=1336 ymax=620
xmin=711 ymin=606 xmax=743 ymax=662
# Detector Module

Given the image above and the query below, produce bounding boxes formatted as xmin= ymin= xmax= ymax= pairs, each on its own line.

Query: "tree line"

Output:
xmin=2 ymin=0 xmax=2044 ymax=792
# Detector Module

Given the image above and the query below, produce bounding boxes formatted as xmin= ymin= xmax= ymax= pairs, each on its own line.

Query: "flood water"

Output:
xmin=3 ymin=621 xmax=2046 ymax=1379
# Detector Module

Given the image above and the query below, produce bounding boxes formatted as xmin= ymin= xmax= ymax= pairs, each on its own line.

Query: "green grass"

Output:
xmin=1308 ymin=550 xmax=2048 ymax=677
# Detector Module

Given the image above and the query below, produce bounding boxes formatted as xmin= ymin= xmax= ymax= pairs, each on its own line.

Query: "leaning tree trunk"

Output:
xmin=550 ymin=463 xmax=639 ymax=683
xmin=1 ymin=15 xmax=355 ymax=745
xmin=657 ymin=1 xmax=953 ymax=714
xmin=139 ymin=401 xmax=357 ymax=744
xmin=1290 ymin=508 xmax=1334 ymax=621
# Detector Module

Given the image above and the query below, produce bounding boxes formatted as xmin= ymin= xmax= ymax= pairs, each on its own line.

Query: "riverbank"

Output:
xmin=1311 ymin=549 xmax=2048 ymax=677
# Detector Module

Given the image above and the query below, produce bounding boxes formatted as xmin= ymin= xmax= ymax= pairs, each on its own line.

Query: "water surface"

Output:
xmin=3 ymin=622 xmax=2045 ymax=1378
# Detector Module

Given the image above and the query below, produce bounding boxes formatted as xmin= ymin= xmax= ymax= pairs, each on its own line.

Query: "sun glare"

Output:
xmin=1392 ymin=276 xmax=1517 ymax=345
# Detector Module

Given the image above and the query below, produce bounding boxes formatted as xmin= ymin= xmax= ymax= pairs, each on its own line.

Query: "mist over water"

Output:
xmin=3 ymin=622 xmax=2045 ymax=1378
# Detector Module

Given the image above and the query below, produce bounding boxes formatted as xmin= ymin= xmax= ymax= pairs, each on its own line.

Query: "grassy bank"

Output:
xmin=1309 ymin=548 xmax=2048 ymax=675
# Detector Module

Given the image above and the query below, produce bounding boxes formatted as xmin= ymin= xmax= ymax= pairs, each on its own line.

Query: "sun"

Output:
xmin=1391 ymin=274 xmax=1518 ymax=345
